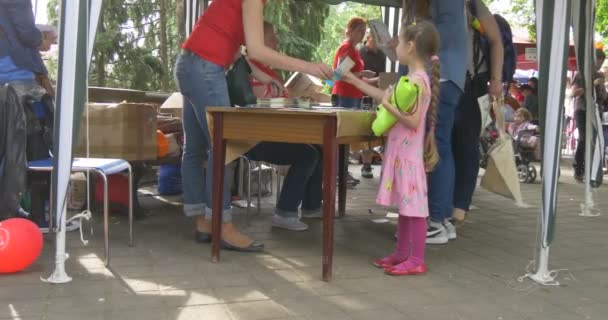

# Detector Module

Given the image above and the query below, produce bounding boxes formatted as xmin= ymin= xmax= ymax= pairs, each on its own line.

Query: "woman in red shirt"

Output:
xmin=175 ymin=0 xmax=332 ymax=252
xmin=332 ymin=17 xmax=375 ymax=108
xmin=332 ymin=17 xmax=376 ymax=179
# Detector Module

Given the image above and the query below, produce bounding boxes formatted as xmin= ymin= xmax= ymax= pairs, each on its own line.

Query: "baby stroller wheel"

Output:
xmin=517 ymin=165 xmax=529 ymax=183
xmin=527 ymin=165 xmax=537 ymax=183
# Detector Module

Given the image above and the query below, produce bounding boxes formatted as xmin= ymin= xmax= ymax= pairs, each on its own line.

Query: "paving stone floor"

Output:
xmin=1 ymin=164 xmax=607 ymax=320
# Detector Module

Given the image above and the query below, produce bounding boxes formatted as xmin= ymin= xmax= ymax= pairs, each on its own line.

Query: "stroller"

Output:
xmin=479 ymin=123 xmax=539 ymax=183
xmin=513 ymin=129 xmax=539 ymax=183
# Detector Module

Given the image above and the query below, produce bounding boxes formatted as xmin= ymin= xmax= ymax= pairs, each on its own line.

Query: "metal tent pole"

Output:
xmin=527 ymin=0 xmax=570 ymax=285
xmin=46 ymin=0 xmax=101 ymax=284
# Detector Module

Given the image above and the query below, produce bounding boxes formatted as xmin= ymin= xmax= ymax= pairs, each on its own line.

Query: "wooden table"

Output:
xmin=207 ymin=107 xmax=378 ymax=281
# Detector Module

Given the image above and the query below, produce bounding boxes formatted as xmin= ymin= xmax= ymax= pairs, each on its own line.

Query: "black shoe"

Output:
xmin=361 ymin=166 xmax=373 ymax=179
xmin=347 ymin=172 xmax=360 ymax=184
xmin=195 ymin=231 xmax=211 ymax=243
xmin=222 ymin=240 xmax=265 ymax=252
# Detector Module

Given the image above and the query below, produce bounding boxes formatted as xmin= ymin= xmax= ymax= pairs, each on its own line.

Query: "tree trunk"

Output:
xmin=176 ymin=0 xmax=185 ymax=43
xmin=95 ymin=11 xmax=106 ymax=87
xmin=159 ymin=0 xmax=170 ymax=92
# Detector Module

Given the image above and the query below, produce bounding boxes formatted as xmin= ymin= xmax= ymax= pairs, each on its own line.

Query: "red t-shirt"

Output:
xmin=182 ymin=0 xmax=265 ymax=69
xmin=332 ymin=40 xmax=364 ymax=99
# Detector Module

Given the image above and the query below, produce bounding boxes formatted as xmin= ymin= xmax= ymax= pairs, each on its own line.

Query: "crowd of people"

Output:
xmin=2 ymin=0 xmax=604 ymax=277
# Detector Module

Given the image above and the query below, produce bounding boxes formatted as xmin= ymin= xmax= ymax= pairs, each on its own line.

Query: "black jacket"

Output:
xmin=0 ymin=84 xmax=27 ymax=219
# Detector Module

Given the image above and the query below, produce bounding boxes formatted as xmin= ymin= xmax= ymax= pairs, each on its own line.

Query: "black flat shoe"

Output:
xmin=221 ymin=240 xmax=264 ymax=252
xmin=195 ymin=231 xmax=211 ymax=243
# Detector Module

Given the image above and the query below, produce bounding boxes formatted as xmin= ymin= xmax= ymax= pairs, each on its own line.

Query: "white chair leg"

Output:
xmin=127 ymin=166 xmax=134 ymax=247
xmin=246 ymin=158 xmax=252 ymax=217
xmin=100 ymin=172 xmax=110 ymax=266
xmin=257 ymin=162 xmax=262 ymax=214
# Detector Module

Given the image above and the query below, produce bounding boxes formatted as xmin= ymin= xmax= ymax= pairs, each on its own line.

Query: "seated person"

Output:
xmin=244 ymin=143 xmax=322 ymax=231
xmin=508 ymin=108 xmax=539 ymax=150
xmin=240 ymin=22 xmax=323 ymax=232
xmin=248 ymin=22 xmax=287 ymax=99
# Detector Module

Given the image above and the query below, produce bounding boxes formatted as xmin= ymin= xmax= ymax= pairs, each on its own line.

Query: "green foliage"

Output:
xmin=264 ymin=0 xmax=330 ymax=79
xmin=48 ymin=0 xmax=179 ymax=92
xmin=596 ymin=0 xmax=608 ymax=39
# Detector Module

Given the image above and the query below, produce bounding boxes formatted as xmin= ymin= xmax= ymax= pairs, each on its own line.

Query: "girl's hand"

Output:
xmin=359 ymin=70 xmax=377 ymax=79
xmin=381 ymin=86 xmax=394 ymax=109
xmin=341 ymin=71 xmax=357 ymax=83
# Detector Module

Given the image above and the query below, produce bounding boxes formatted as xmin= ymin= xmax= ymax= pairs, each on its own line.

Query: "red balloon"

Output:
xmin=0 ymin=218 xmax=43 ymax=273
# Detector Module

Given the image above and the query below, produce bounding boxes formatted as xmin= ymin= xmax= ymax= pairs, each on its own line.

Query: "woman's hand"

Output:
xmin=489 ymin=79 xmax=502 ymax=98
xmin=269 ymin=80 xmax=287 ymax=97
xmin=388 ymin=38 xmax=399 ymax=50
xmin=306 ymin=62 xmax=333 ymax=80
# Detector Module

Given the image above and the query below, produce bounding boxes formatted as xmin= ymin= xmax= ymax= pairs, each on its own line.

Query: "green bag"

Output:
xmin=371 ymin=76 xmax=419 ymax=136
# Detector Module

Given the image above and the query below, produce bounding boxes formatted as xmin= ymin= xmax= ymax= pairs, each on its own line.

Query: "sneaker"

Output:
xmin=426 ymin=220 xmax=448 ymax=244
xmin=271 ymin=215 xmax=309 ymax=231
xmin=361 ymin=165 xmax=374 ymax=179
xmin=347 ymin=172 xmax=360 ymax=184
xmin=301 ymin=208 xmax=322 ymax=219
xmin=443 ymin=219 xmax=457 ymax=240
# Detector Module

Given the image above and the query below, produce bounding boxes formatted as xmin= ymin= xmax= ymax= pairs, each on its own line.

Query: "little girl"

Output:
xmin=343 ymin=20 xmax=440 ymax=276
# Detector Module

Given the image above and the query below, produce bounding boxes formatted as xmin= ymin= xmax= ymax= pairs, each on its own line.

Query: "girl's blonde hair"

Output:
xmin=401 ymin=20 xmax=440 ymax=172
xmin=515 ymin=108 xmax=533 ymax=121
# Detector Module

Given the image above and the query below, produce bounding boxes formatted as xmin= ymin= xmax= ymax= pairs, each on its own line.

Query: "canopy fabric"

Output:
xmin=298 ymin=0 xmax=402 ymax=7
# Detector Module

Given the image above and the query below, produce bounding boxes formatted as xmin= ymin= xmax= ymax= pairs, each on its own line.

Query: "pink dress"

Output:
xmin=376 ymin=70 xmax=431 ymax=218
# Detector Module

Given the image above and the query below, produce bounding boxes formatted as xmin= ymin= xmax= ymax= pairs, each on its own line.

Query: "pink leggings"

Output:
xmin=394 ymin=215 xmax=427 ymax=265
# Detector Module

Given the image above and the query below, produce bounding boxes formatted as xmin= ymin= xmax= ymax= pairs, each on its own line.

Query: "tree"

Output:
xmin=596 ymin=0 xmax=608 ymax=39
xmin=48 ymin=0 xmax=180 ymax=92
xmin=486 ymin=0 xmax=536 ymax=40
xmin=264 ymin=0 xmax=330 ymax=61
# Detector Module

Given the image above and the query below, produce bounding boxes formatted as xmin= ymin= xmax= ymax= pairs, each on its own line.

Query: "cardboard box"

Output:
xmin=285 ymin=72 xmax=325 ymax=100
xmin=160 ymin=92 xmax=183 ymax=118
xmin=75 ymin=103 xmax=158 ymax=161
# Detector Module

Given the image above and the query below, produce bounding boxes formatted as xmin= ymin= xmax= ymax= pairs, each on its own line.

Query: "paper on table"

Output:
xmin=368 ymin=19 xmax=397 ymax=61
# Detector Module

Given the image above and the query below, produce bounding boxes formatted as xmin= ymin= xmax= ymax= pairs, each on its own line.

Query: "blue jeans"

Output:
xmin=174 ymin=51 xmax=232 ymax=221
xmin=428 ymin=81 xmax=462 ymax=222
xmin=452 ymin=75 xmax=487 ymax=211
xmin=245 ymin=142 xmax=322 ymax=217
xmin=336 ymin=96 xmax=361 ymax=109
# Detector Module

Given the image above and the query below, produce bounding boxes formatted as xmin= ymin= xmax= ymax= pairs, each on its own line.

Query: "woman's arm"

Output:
xmin=480 ymin=13 xmax=504 ymax=98
xmin=242 ymin=0 xmax=332 ymax=79
xmin=248 ymin=58 xmax=275 ymax=84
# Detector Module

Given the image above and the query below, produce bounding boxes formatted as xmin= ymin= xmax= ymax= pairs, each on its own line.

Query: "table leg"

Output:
xmin=338 ymin=144 xmax=348 ymax=217
xmin=212 ymin=114 xmax=226 ymax=263
xmin=322 ymin=118 xmax=338 ymax=282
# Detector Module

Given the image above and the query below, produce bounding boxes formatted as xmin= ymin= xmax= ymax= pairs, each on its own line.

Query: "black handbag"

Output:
xmin=226 ymin=56 xmax=257 ymax=106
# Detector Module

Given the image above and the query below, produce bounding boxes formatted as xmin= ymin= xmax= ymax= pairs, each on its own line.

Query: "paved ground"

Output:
xmin=1 ymin=163 xmax=607 ymax=320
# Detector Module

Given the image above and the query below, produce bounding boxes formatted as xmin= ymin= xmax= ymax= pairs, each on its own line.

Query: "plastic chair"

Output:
xmin=27 ymin=157 xmax=133 ymax=266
